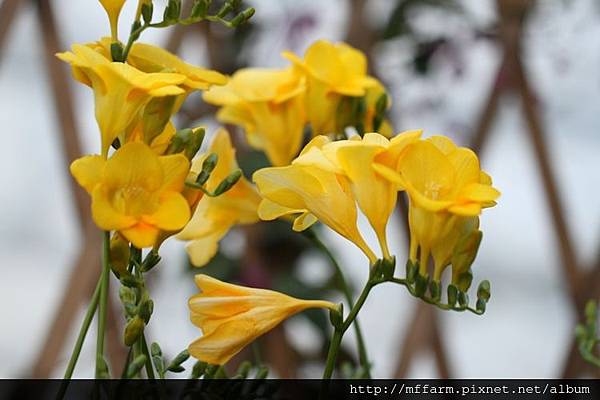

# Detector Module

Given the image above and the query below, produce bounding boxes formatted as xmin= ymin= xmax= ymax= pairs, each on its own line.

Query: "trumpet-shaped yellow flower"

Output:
xmin=374 ymin=135 xmax=500 ymax=278
xmin=188 ymin=274 xmax=336 ymax=365
xmin=57 ymin=44 xmax=186 ymax=157
xmin=177 ymin=129 xmax=262 ymax=267
xmin=70 ymin=142 xmax=191 ymax=248
xmin=253 ymin=136 xmax=378 ymax=264
xmin=88 ymin=38 xmax=227 ymax=145
xmin=203 ymin=67 xmax=305 ymax=166
xmin=99 ymin=0 xmax=126 ymax=41
xmin=295 ymin=131 xmax=421 ymax=259
xmin=282 ymin=40 xmax=378 ymax=135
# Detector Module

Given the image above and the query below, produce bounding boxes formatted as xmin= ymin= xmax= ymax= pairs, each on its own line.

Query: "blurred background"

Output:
xmin=1 ymin=0 xmax=599 ymax=378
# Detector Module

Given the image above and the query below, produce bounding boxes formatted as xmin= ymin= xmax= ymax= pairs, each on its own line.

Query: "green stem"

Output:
xmin=120 ymin=347 xmax=133 ymax=379
xmin=322 ymin=280 xmax=376 ymax=379
xmin=95 ymin=231 xmax=111 ymax=378
xmin=322 ymin=326 xmax=343 ymax=379
xmin=63 ymin=278 xmax=102 ymax=379
xmin=305 ymin=230 xmax=371 ymax=377
xmin=141 ymin=333 xmax=156 ymax=379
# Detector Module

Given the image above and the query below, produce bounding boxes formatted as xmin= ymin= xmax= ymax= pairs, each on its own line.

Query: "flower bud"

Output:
xmin=477 ymin=280 xmax=491 ymax=302
xmin=138 ymin=299 xmax=154 ymax=323
xmin=119 ymin=286 xmax=136 ymax=306
xmin=406 ymin=260 xmax=418 ymax=284
xmin=191 ymin=0 xmax=209 ymax=19
xmin=141 ymin=1 xmax=153 ymax=24
xmin=184 ymin=128 xmax=206 ymax=160
xmin=109 ymin=233 xmax=130 ymax=277
xmin=212 ymin=169 xmax=242 ymax=196
xmin=191 ymin=360 xmax=208 ymax=379
xmin=458 ymin=291 xmax=469 ymax=308
xmin=429 ymin=280 xmax=441 ymax=301
xmin=126 ymin=355 xmax=147 ymax=378
xmin=234 ymin=361 xmax=252 ymax=378
xmin=216 ymin=2 xmax=233 ymax=18
xmin=124 ymin=315 xmax=145 ymax=346
xmin=329 ymin=303 xmax=344 ymax=329
xmin=414 ymin=273 xmax=429 ymax=298
xmin=255 ymin=366 xmax=269 ymax=379
xmin=141 ymin=249 xmax=161 ymax=272
xmin=229 ymin=8 xmax=255 ymax=27
xmin=447 ymin=284 xmax=458 ymax=307
xmin=167 ymin=349 xmax=190 ymax=371
xmin=110 ymin=42 xmax=124 ymax=62
xmin=476 ymin=298 xmax=486 ymax=313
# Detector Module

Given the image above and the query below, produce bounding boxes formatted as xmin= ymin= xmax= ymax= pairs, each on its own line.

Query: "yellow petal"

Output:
xmin=185 ymin=226 xmax=230 ymax=267
xmin=460 ymin=183 xmax=501 ymax=203
xmin=146 ymin=191 xmax=190 ymax=231
xmin=70 ymin=155 xmax=106 ymax=194
xmin=120 ymin=222 xmax=160 ymax=248
xmin=158 ymin=153 xmax=189 ymax=192
xmin=104 ymin=142 xmax=163 ymax=192
xmin=257 ymin=198 xmax=305 ymax=221
xmin=128 ymin=42 xmax=227 ymax=89
xmin=292 ymin=212 xmax=318 ymax=231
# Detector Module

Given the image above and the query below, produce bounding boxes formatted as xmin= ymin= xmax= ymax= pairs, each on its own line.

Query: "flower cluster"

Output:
xmin=204 ymin=40 xmax=392 ymax=167
xmin=59 ymin=0 xmax=500 ymax=381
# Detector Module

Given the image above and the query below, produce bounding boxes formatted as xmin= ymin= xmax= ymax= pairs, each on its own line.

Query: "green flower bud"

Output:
xmin=329 ymin=303 xmax=344 ymax=329
xmin=414 ymin=273 xmax=429 ymax=298
xmin=124 ymin=316 xmax=145 ymax=346
xmin=406 ymin=260 xmax=418 ymax=284
xmin=477 ymin=280 xmax=491 ymax=302
xmin=429 ymin=280 xmax=441 ymax=301
xmin=213 ymin=169 xmax=242 ymax=196
xmin=184 ymin=128 xmax=206 ymax=160
xmin=138 ymin=299 xmax=154 ymax=323
xmin=191 ymin=361 xmax=208 ymax=379
xmin=141 ymin=2 xmax=153 ymax=24
xmin=167 ymin=349 xmax=190 ymax=371
xmin=119 ymin=286 xmax=136 ymax=306
xmin=141 ymin=249 xmax=161 ymax=272
xmin=230 ymin=7 xmax=255 ymax=27
xmin=191 ymin=0 xmax=209 ymax=19
xmin=476 ymin=298 xmax=486 ymax=313
xmin=458 ymin=291 xmax=469 ymax=308
xmin=255 ymin=366 xmax=269 ymax=379
xmin=126 ymin=355 xmax=147 ymax=378
xmin=234 ymin=361 xmax=252 ymax=378
xmin=110 ymin=42 xmax=124 ymax=62
xmin=109 ymin=233 xmax=130 ymax=277
xmin=447 ymin=284 xmax=458 ymax=307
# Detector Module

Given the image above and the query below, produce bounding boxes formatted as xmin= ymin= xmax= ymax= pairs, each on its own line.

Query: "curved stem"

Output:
xmin=95 ymin=231 xmax=111 ymax=378
xmin=322 ymin=326 xmax=343 ymax=379
xmin=305 ymin=230 xmax=371 ymax=376
xmin=62 ymin=278 xmax=102 ymax=379
xmin=322 ymin=280 xmax=376 ymax=379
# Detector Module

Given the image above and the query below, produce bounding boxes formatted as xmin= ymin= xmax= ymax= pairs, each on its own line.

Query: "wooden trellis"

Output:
xmin=0 ymin=0 xmax=597 ymax=378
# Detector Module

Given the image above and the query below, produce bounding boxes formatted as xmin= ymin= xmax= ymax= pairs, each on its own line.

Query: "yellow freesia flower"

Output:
xmin=282 ymin=40 xmax=379 ymax=135
xmin=374 ymin=135 xmax=500 ymax=278
xmin=99 ymin=0 xmax=126 ymax=41
xmin=188 ymin=274 xmax=337 ymax=365
xmin=70 ymin=142 xmax=191 ymax=248
xmin=88 ymin=38 xmax=227 ymax=145
xmin=203 ymin=67 xmax=305 ymax=166
xmin=295 ymin=131 xmax=421 ymax=259
xmin=57 ymin=44 xmax=186 ymax=157
xmin=177 ymin=129 xmax=262 ymax=267
xmin=253 ymin=136 xmax=378 ymax=264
